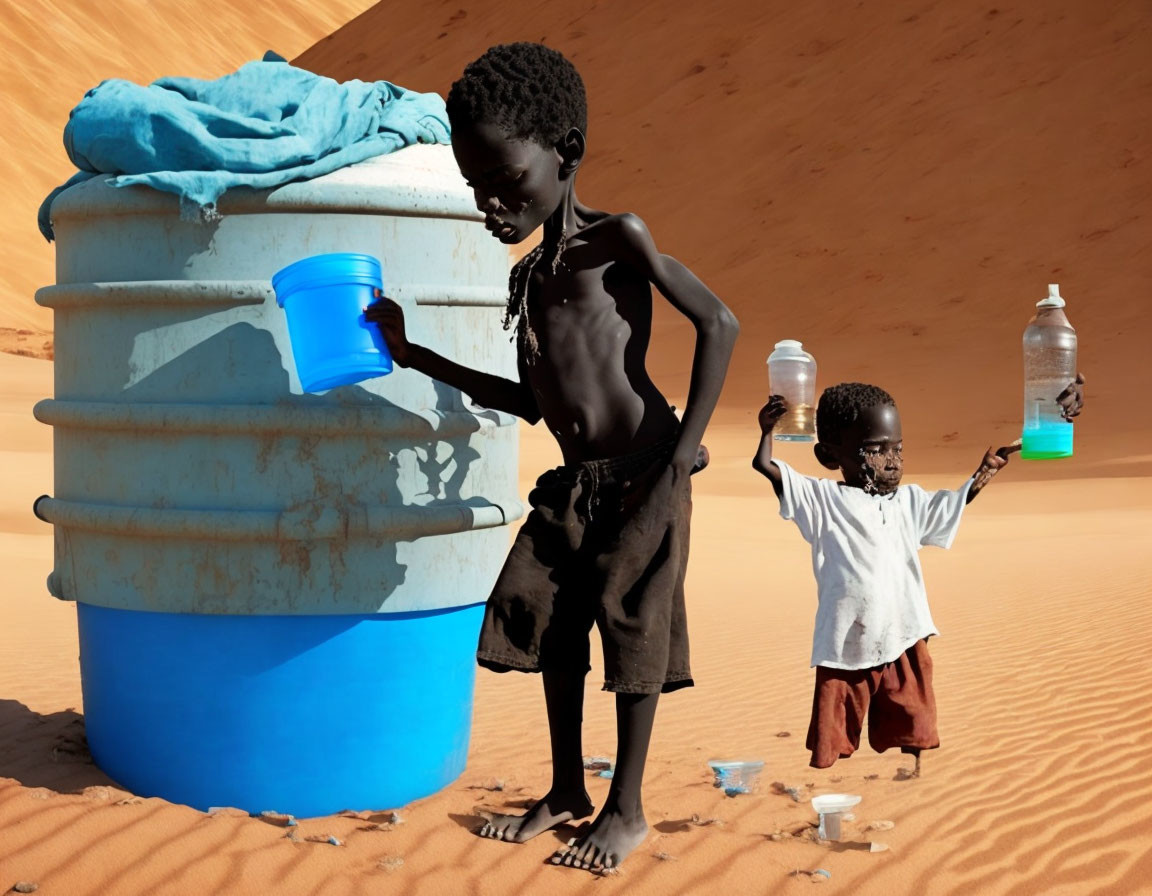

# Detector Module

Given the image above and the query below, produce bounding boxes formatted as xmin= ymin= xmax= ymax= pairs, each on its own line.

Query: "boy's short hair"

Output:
xmin=446 ymin=42 xmax=587 ymax=146
xmin=816 ymin=382 xmax=897 ymax=445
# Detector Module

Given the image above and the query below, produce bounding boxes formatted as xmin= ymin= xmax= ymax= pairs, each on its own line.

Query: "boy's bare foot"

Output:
xmin=550 ymin=807 xmax=649 ymax=872
xmin=477 ymin=790 xmax=594 ymax=843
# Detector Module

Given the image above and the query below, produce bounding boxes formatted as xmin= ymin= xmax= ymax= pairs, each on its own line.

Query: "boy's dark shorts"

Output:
xmin=806 ymin=638 xmax=939 ymax=768
xmin=476 ymin=437 xmax=693 ymax=695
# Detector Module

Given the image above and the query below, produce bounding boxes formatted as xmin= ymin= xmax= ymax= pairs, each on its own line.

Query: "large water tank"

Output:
xmin=33 ymin=144 xmax=520 ymax=817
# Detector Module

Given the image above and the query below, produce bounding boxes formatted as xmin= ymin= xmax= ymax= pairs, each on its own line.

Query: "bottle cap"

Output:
xmin=1037 ymin=284 xmax=1065 ymax=308
xmin=767 ymin=339 xmax=807 ymax=362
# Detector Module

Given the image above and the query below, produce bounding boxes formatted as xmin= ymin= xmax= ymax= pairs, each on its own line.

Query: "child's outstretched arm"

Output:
xmin=966 ymin=440 xmax=1022 ymax=504
xmin=365 ymin=292 xmax=542 ymax=423
xmin=752 ymin=396 xmax=788 ymax=497
xmin=967 ymin=373 xmax=1083 ymax=503
xmin=614 ymin=214 xmax=739 ymax=476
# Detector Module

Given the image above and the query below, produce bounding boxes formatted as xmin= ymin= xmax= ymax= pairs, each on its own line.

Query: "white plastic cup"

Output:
xmin=817 ymin=812 xmax=842 ymax=841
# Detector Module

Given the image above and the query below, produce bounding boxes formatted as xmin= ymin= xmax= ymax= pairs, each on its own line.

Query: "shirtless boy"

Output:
xmin=368 ymin=42 xmax=737 ymax=871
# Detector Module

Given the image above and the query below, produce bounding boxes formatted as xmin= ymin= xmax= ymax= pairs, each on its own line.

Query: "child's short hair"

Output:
xmin=446 ymin=42 xmax=587 ymax=146
xmin=816 ymin=383 xmax=897 ymax=445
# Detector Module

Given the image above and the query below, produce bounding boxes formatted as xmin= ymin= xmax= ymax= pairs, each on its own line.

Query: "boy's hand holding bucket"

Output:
xmin=364 ymin=289 xmax=413 ymax=368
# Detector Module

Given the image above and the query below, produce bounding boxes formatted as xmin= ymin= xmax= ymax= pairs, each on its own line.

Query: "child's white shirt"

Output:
xmin=774 ymin=459 xmax=973 ymax=670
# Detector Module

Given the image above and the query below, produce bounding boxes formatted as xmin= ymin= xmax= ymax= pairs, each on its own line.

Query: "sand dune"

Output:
xmin=0 ymin=0 xmax=376 ymax=354
xmin=298 ymin=0 xmax=1150 ymax=472
xmin=3 ymin=0 xmax=1150 ymax=893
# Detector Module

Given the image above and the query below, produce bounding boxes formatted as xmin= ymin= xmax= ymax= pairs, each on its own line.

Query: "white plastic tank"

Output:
xmin=33 ymin=145 xmax=521 ymax=816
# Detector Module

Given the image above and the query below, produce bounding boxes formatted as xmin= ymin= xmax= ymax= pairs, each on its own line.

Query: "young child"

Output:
xmin=367 ymin=43 xmax=738 ymax=871
xmin=753 ymin=379 xmax=1083 ymax=774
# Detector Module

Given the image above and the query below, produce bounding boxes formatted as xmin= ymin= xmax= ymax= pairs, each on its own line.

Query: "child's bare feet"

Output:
xmin=477 ymin=789 xmax=594 ymax=843
xmin=550 ymin=807 xmax=649 ymax=872
xmin=896 ymin=751 xmax=922 ymax=780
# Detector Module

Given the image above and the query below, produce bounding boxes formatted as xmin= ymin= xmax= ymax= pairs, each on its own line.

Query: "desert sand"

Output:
xmin=3 ymin=0 xmax=1151 ymax=894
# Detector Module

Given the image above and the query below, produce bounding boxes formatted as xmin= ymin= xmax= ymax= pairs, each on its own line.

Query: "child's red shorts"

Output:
xmin=806 ymin=638 xmax=939 ymax=769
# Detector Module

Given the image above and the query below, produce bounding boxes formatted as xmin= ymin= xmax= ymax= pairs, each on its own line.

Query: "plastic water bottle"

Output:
xmin=1021 ymin=284 xmax=1077 ymax=459
xmin=767 ymin=340 xmax=817 ymax=441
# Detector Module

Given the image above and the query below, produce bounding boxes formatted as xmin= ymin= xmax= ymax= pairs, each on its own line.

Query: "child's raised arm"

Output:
xmin=966 ymin=440 xmax=1022 ymax=504
xmin=752 ymin=396 xmax=789 ymax=498
xmin=366 ymin=292 xmax=542 ymax=424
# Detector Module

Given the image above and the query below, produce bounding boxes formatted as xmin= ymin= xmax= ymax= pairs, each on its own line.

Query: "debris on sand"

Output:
xmin=468 ymin=778 xmax=506 ymax=792
xmin=377 ymin=855 xmax=404 ymax=872
xmin=775 ymin=731 xmax=792 ymax=738
xmin=206 ymin=806 xmax=247 ymax=818
xmin=689 ymin=813 xmax=724 ymax=827
xmin=583 ymin=756 xmax=613 ymax=770
xmin=360 ymin=810 xmax=406 ymax=831
xmin=771 ymin=781 xmax=809 ymax=802
xmin=51 ymin=724 xmax=92 ymax=764
xmin=865 ymin=820 xmax=895 ymax=832
xmin=797 ymin=824 xmax=825 ymax=844
xmin=259 ymin=811 xmax=297 ymax=827
xmin=789 ymin=868 xmax=831 ymax=884
xmin=653 ymin=851 xmax=677 ymax=861
xmin=304 ymin=834 xmax=342 ymax=846
xmin=767 ymin=820 xmax=816 ymax=842
xmin=13 ymin=883 xmax=39 ymax=894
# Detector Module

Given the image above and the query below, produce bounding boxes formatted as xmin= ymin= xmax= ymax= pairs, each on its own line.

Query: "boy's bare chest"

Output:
xmin=525 ymin=263 xmax=643 ymax=337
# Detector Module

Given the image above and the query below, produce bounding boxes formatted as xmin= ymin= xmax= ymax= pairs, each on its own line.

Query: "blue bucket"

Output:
xmin=273 ymin=253 xmax=393 ymax=392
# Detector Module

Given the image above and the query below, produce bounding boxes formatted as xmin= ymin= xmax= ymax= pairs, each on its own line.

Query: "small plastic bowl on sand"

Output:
xmin=707 ymin=759 xmax=765 ymax=795
xmin=811 ymin=793 xmax=862 ymax=815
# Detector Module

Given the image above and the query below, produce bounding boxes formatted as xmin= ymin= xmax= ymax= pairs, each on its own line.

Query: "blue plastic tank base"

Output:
xmin=77 ymin=601 xmax=485 ymax=818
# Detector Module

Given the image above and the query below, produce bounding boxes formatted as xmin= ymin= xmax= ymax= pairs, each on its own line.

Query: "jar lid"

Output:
xmin=767 ymin=339 xmax=810 ymax=362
